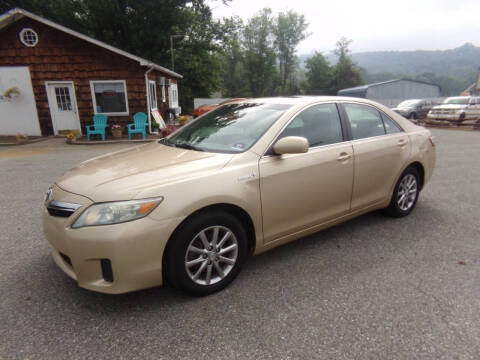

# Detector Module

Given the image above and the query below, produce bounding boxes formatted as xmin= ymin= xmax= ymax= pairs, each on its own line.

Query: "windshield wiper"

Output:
xmin=174 ymin=143 xmax=205 ymax=152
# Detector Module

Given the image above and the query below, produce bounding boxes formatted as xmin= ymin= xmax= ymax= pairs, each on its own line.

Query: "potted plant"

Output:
xmin=4 ymin=87 xmax=21 ymax=100
xmin=16 ymin=133 xmax=28 ymax=144
xmin=111 ymin=124 xmax=122 ymax=140
xmin=160 ymin=125 xmax=177 ymax=138
xmin=65 ymin=133 xmax=76 ymax=144
xmin=178 ymin=115 xmax=189 ymax=127
xmin=151 ymin=120 xmax=160 ymax=133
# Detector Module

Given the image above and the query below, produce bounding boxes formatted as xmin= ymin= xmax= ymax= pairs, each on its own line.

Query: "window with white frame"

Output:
xmin=168 ymin=83 xmax=179 ymax=108
xmin=149 ymin=81 xmax=158 ymax=109
xmin=90 ymin=80 xmax=129 ymax=115
xmin=161 ymin=84 xmax=166 ymax=102
xmin=19 ymin=28 xmax=39 ymax=47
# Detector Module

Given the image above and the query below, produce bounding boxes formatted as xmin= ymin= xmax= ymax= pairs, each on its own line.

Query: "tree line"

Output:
xmin=219 ymin=9 xmax=364 ymax=99
xmin=1 ymin=1 xmax=364 ymax=111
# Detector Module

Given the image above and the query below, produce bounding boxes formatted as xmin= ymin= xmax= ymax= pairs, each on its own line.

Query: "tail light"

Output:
xmin=428 ymin=136 xmax=435 ymax=147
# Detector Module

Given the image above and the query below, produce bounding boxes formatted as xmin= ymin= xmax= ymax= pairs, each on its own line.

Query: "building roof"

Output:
xmin=0 ymin=8 xmax=182 ymax=79
xmin=338 ymin=79 xmax=440 ymax=96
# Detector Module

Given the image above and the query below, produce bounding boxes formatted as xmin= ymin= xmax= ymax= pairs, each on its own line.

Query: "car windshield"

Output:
xmin=443 ymin=97 xmax=469 ymax=105
xmin=397 ymin=100 xmax=420 ymax=107
xmin=165 ymin=102 xmax=292 ymax=153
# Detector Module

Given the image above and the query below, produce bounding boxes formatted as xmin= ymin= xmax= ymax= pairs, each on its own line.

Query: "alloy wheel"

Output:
xmin=397 ymin=174 xmax=417 ymax=211
xmin=185 ymin=225 xmax=238 ymax=286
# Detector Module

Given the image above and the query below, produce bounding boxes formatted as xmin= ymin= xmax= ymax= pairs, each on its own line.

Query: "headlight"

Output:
xmin=72 ymin=197 xmax=164 ymax=228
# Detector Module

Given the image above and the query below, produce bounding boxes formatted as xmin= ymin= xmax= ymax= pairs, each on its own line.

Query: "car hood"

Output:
xmin=431 ymin=104 xmax=467 ymax=110
xmin=56 ymin=142 xmax=234 ymax=202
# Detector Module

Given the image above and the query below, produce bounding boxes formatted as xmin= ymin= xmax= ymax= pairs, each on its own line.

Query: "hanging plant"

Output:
xmin=3 ymin=87 xmax=21 ymax=99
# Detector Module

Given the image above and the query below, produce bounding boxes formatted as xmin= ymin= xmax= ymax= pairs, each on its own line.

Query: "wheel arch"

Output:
xmin=406 ymin=161 xmax=425 ymax=190
xmin=162 ymin=203 xmax=257 ymax=283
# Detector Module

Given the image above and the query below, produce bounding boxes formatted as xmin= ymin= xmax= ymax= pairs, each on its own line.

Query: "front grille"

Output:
xmin=47 ymin=200 xmax=81 ymax=218
xmin=432 ymin=109 xmax=455 ymax=115
xmin=60 ymin=252 xmax=72 ymax=267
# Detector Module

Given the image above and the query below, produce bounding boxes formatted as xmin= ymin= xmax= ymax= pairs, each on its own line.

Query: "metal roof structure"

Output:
xmin=0 ymin=8 xmax=183 ymax=79
xmin=338 ymin=79 xmax=440 ymax=96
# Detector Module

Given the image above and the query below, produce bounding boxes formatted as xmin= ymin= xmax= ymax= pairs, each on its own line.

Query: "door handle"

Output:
xmin=397 ymin=139 xmax=407 ymax=147
xmin=337 ymin=152 xmax=352 ymax=161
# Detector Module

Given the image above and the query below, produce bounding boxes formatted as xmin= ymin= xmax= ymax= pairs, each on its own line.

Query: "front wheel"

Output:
xmin=164 ymin=211 xmax=248 ymax=296
xmin=385 ymin=167 xmax=420 ymax=217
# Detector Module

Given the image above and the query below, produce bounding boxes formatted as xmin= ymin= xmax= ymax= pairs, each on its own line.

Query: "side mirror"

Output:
xmin=273 ymin=136 xmax=309 ymax=155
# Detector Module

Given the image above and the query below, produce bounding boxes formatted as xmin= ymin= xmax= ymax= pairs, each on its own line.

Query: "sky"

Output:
xmin=209 ymin=0 xmax=480 ymax=54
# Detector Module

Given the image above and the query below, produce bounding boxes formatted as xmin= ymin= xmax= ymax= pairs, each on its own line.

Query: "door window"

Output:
xmin=278 ymin=103 xmax=343 ymax=147
xmin=55 ymin=87 xmax=72 ymax=111
xmin=344 ymin=103 xmax=386 ymax=140
xmin=381 ymin=113 xmax=402 ymax=134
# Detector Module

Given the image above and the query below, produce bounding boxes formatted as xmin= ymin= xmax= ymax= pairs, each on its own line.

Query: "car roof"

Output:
xmin=234 ymin=96 xmax=372 ymax=106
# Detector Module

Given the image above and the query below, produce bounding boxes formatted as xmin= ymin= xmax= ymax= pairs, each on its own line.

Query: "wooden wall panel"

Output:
xmin=0 ymin=17 xmax=178 ymax=136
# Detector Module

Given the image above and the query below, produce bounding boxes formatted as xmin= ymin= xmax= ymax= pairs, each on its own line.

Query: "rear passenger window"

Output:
xmin=381 ymin=113 xmax=402 ymax=134
xmin=279 ymin=103 xmax=343 ymax=147
xmin=343 ymin=103 xmax=385 ymax=140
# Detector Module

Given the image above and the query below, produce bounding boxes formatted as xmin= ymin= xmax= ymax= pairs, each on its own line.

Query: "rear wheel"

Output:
xmin=165 ymin=211 xmax=248 ymax=296
xmin=385 ymin=167 xmax=420 ymax=217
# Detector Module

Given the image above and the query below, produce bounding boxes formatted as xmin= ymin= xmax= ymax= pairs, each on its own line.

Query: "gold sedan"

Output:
xmin=43 ymin=97 xmax=436 ymax=295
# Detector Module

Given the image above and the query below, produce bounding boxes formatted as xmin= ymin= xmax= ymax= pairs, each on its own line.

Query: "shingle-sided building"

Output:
xmin=0 ymin=8 xmax=182 ymax=136
xmin=338 ymin=79 xmax=441 ymax=108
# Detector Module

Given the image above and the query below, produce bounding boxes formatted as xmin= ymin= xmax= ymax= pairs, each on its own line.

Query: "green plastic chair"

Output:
xmin=86 ymin=114 xmax=108 ymax=141
xmin=128 ymin=112 xmax=147 ymax=140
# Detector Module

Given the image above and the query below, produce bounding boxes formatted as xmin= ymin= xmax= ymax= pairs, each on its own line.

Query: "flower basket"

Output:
xmin=4 ymin=87 xmax=21 ymax=100
xmin=160 ymin=125 xmax=177 ymax=138
xmin=111 ymin=125 xmax=123 ymax=140
xmin=65 ymin=133 xmax=76 ymax=144
xmin=16 ymin=133 xmax=28 ymax=144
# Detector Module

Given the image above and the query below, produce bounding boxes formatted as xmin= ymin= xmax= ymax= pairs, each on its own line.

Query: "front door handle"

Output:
xmin=397 ymin=139 xmax=408 ymax=147
xmin=337 ymin=152 xmax=352 ymax=161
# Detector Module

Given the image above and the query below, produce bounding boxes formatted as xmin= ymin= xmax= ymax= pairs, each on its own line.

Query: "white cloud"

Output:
xmin=209 ymin=0 xmax=480 ymax=53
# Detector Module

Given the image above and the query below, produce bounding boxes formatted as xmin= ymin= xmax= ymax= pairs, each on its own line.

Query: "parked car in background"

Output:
xmin=43 ymin=97 xmax=435 ymax=296
xmin=426 ymin=96 xmax=480 ymax=124
xmin=193 ymin=98 xmax=247 ymax=118
xmin=392 ymin=99 xmax=438 ymax=120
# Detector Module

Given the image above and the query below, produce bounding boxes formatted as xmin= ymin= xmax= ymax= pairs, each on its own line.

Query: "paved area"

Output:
xmin=0 ymin=131 xmax=479 ymax=359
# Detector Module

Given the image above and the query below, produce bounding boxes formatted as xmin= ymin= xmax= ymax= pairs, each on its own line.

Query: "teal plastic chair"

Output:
xmin=86 ymin=114 xmax=108 ymax=141
xmin=128 ymin=112 xmax=147 ymax=140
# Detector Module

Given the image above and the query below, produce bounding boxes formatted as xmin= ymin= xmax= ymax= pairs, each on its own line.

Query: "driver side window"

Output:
xmin=278 ymin=103 xmax=343 ymax=147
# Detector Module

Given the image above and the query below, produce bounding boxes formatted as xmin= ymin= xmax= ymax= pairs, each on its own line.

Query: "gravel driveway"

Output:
xmin=0 ymin=130 xmax=479 ymax=359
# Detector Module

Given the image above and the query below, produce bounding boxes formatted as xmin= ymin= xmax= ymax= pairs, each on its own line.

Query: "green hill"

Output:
xmin=350 ymin=43 xmax=480 ymax=79
xmin=301 ymin=43 xmax=480 ymax=95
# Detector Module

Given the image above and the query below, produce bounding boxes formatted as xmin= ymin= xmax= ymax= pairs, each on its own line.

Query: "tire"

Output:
xmin=164 ymin=211 xmax=248 ymax=296
xmin=385 ymin=167 xmax=420 ymax=217
xmin=408 ymin=112 xmax=417 ymax=120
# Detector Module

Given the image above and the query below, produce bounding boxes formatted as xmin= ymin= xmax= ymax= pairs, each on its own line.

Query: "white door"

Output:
xmin=0 ymin=66 xmax=41 ymax=136
xmin=46 ymin=82 xmax=81 ymax=134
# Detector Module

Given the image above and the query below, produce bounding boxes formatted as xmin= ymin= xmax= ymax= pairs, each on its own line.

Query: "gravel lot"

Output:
xmin=0 ymin=129 xmax=479 ymax=360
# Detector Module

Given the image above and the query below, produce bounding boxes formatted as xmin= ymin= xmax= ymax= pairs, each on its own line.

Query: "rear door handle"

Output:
xmin=397 ymin=139 xmax=408 ymax=147
xmin=337 ymin=153 xmax=352 ymax=161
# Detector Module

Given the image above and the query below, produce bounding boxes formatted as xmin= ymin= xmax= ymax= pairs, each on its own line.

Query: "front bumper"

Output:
xmin=426 ymin=113 xmax=461 ymax=122
xmin=43 ymin=185 xmax=184 ymax=294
